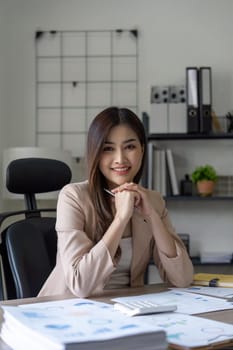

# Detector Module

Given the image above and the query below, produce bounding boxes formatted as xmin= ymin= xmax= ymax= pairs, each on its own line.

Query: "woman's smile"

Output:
xmin=111 ymin=166 xmax=131 ymax=175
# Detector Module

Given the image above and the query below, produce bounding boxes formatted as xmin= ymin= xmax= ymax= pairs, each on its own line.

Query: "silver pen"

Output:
xmin=104 ymin=188 xmax=115 ymax=197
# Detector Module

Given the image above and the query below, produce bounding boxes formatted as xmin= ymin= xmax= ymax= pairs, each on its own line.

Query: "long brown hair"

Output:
xmin=87 ymin=107 xmax=147 ymax=242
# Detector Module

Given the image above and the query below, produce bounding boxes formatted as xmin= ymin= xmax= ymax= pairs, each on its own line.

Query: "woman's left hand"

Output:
xmin=112 ymin=182 xmax=153 ymax=218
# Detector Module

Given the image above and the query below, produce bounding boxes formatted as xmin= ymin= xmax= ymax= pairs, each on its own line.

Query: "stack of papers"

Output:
xmin=112 ymin=290 xmax=233 ymax=315
xmin=172 ymin=286 xmax=233 ymax=300
xmin=0 ymin=298 xmax=167 ymax=350
xmin=141 ymin=312 xmax=233 ymax=349
xmin=2 ymin=291 xmax=233 ymax=350
xmin=112 ymin=291 xmax=233 ymax=349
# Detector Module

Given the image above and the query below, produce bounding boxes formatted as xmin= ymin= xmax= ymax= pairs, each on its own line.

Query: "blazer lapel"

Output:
xmin=131 ymin=212 xmax=152 ymax=277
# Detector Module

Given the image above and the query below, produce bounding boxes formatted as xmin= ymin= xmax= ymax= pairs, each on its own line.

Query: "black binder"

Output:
xmin=186 ymin=67 xmax=199 ymax=133
xmin=199 ymin=67 xmax=212 ymax=134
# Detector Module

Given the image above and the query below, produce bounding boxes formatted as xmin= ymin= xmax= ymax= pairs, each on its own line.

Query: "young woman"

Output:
xmin=38 ymin=107 xmax=193 ymax=298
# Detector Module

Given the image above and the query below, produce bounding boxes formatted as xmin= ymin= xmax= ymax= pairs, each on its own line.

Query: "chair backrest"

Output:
xmin=6 ymin=157 xmax=72 ymax=210
xmin=2 ymin=217 xmax=57 ymax=298
xmin=0 ymin=157 xmax=72 ymax=300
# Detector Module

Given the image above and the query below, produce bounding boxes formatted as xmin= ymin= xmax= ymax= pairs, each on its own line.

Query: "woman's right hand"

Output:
xmin=114 ymin=189 xmax=135 ymax=222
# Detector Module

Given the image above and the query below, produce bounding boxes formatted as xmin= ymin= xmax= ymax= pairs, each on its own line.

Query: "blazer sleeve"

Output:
xmin=55 ymin=184 xmax=115 ymax=297
xmin=151 ymin=193 xmax=194 ymax=287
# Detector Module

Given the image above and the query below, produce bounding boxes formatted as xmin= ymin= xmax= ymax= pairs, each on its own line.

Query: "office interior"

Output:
xmin=0 ymin=0 xmax=233 ymax=283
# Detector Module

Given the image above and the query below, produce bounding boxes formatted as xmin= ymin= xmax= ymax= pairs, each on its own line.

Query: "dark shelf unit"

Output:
xmin=143 ymin=132 xmax=233 ymax=192
xmin=165 ymin=195 xmax=233 ymax=201
xmin=142 ymin=114 xmax=233 ymax=271
xmin=148 ymin=256 xmax=232 ymax=268
xmin=191 ymin=256 xmax=233 ymax=266
xmin=141 ymin=111 xmax=233 ymax=190
xmin=148 ymin=132 xmax=233 ymax=141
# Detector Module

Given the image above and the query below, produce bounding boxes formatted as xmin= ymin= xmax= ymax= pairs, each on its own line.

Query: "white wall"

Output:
xmin=0 ymin=2 xmax=8 ymax=210
xmin=1 ymin=0 xmax=233 ymax=254
xmin=3 ymin=0 xmax=233 ymax=149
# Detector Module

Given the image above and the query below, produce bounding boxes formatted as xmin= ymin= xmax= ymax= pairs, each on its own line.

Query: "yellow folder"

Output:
xmin=193 ymin=273 xmax=233 ymax=287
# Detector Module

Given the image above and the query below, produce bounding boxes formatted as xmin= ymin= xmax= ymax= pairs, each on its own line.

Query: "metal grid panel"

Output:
xmin=35 ymin=29 xmax=139 ymax=157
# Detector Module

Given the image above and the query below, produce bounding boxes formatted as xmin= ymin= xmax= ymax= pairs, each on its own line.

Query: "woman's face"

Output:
xmin=99 ymin=124 xmax=144 ymax=189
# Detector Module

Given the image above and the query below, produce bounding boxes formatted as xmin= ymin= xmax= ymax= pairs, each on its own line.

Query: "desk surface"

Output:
xmin=1 ymin=284 xmax=233 ymax=350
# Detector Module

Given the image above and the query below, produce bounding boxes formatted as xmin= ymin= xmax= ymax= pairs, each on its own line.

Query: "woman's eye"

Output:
xmin=102 ymin=146 xmax=114 ymax=152
xmin=126 ymin=144 xmax=136 ymax=150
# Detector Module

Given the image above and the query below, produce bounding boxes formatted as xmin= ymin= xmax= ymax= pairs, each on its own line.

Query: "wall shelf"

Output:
xmin=148 ymin=133 xmax=233 ymax=141
xmin=142 ymin=113 xmax=233 ymax=266
xmin=191 ymin=256 xmax=233 ymax=266
xmin=165 ymin=195 xmax=233 ymax=201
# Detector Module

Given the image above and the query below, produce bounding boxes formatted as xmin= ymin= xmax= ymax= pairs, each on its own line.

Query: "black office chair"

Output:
xmin=0 ymin=157 xmax=72 ymax=300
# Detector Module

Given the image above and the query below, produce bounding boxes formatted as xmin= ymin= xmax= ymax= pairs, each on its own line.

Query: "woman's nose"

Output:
xmin=114 ymin=149 xmax=125 ymax=163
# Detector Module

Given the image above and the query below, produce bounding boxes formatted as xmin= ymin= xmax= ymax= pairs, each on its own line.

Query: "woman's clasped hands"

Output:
xmin=111 ymin=182 xmax=154 ymax=221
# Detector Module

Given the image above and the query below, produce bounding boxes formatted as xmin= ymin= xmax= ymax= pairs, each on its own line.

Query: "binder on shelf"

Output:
xmin=199 ymin=67 xmax=212 ymax=134
xmin=147 ymin=143 xmax=168 ymax=196
xmin=147 ymin=142 xmax=154 ymax=189
xmin=153 ymin=148 xmax=167 ymax=196
xmin=159 ymin=149 xmax=167 ymax=196
xmin=186 ymin=67 xmax=199 ymax=133
xmin=153 ymin=148 xmax=161 ymax=192
xmin=166 ymin=149 xmax=179 ymax=196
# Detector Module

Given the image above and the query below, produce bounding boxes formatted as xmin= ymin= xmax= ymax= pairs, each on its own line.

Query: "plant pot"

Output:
xmin=197 ymin=180 xmax=215 ymax=197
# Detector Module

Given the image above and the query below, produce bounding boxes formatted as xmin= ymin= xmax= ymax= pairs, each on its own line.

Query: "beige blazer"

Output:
xmin=38 ymin=181 xmax=193 ymax=298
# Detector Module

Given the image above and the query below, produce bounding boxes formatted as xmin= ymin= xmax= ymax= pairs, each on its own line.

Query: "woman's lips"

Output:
xmin=112 ymin=167 xmax=130 ymax=175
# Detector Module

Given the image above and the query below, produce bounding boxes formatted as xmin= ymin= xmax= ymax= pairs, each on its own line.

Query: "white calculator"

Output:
xmin=114 ymin=299 xmax=177 ymax=316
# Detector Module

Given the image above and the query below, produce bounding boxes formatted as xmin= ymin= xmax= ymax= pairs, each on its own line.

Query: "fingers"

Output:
xmin=111 ymin=182 xmax=131 ymax=193
xmin=112 ymin=183 xmax=141 ymax=207
xmin=112 ymin=182 xmax=139 ymax=193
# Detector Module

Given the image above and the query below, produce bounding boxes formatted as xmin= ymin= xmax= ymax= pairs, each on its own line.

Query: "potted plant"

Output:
xmin=191 ymin=164 xmax=218 ymax=196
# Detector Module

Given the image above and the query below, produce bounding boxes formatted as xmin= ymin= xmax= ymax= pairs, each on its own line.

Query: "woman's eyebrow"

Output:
xmin=104 ymin=138 xmax=137 ymax=145
xmin=123 ymin=138 xmax=137 ymax=144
